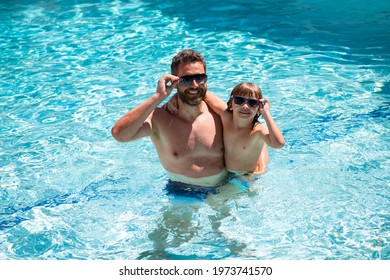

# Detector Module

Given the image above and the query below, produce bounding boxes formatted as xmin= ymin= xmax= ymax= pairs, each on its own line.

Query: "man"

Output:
xmin=111 ymin=49 xmax=228 ymax=188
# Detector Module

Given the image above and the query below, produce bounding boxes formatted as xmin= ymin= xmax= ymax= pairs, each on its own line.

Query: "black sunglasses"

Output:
xmin=232 ymin=96 xmax=260 ymax=108
xmin=179 ymin=73 xmax=208 ymax=86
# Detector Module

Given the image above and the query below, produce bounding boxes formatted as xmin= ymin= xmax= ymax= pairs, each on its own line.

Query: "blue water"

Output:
xmin=0 ymin=0 xmax=389 ymax=260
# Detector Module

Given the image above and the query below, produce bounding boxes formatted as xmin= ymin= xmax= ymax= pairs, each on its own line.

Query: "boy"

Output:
xmin=205 ymin=82 xmax=284 ymax=175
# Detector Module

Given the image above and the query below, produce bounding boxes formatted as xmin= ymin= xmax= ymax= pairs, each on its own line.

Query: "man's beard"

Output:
xmin=177 ymin=88 xmax=206 ymax=106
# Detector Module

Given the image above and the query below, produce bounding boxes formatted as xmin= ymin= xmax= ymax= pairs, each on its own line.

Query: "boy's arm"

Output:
xmin=111 ymin=74 xmax=179 ymax=142
xmin=204 ymin=90 xmax=228 ymax=115
xmin=258 ymin=99 xmax=285 ymax=148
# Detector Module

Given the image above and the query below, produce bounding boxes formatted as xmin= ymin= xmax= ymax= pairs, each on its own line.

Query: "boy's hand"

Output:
xmin=259 ymin=99 xmax=271 ymax=115
xmin=164 ymin=93 xmax=179 ymax=114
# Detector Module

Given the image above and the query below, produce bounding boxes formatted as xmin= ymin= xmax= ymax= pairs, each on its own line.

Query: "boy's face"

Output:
xmin=230 ymin=95 xmax=260 ymax=120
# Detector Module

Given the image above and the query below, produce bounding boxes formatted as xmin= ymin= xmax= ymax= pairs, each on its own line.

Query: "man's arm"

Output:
xmin=204 ymin=91 xmax=228 ymax=116
xmin=111 ymin=74 xmax=179 ymax=142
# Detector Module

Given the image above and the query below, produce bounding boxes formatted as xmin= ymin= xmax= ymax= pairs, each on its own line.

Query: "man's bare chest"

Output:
xmin=153 ymin=114 xmax=223 ymax=157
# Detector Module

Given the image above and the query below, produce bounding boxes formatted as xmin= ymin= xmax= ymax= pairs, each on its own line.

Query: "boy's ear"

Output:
xmin=227 ymin=97 xmax=233 ymax=111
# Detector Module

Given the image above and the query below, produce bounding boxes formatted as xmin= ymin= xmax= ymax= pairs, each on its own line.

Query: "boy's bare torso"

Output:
xmin=222 ymin=113 xmax=267 ymax=173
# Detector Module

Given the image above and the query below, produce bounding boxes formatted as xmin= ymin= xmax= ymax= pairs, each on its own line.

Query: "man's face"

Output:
xmin=176 ymin=62 xmax=207 ymax=106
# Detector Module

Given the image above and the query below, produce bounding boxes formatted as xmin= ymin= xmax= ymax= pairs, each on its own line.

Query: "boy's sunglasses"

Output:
xmin=232 ymin=96 xmax=260 ymax=108
xmin=179 ymin=73 xmax=207 ymax=86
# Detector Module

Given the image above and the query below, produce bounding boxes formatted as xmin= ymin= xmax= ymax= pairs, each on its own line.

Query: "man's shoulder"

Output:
xmin=219 ymin=109 xmax=232 ymax=122
xmin=152 ymin=106 xmax=171 ymax=118
xmin=151 ymin=106 xmax=177 ymax=125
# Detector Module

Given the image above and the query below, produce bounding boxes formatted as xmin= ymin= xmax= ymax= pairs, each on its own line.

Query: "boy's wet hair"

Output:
xmin=171 ymin=49 xmax=207 ymax=75
xmin=227 ymin=82 xmax=263 ymax=126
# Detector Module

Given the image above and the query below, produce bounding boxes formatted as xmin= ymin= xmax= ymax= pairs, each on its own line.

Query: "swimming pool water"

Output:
xmin=0 ymin=0 xmax=389 ymax=260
